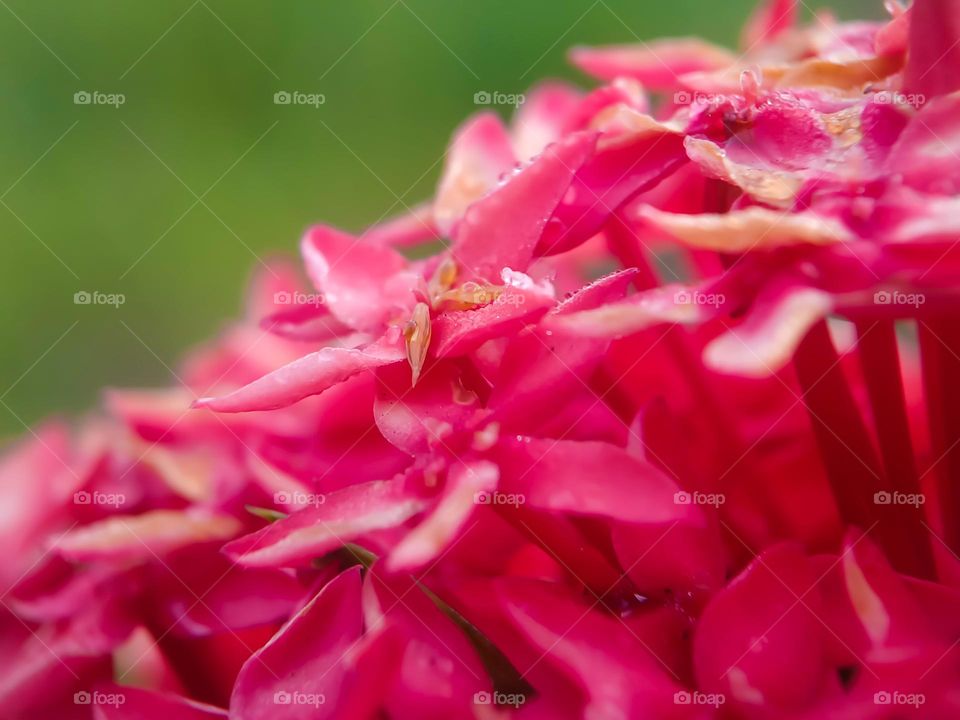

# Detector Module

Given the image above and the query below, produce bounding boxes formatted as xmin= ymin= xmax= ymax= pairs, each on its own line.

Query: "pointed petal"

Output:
xmin=499 ymin=579 xmax=684 ymax=717
xmin=543 ymin=285 xmax=708 ymax=340
xmin=431 ymin=283 xmax=555 ymax=358
xmin=740 ymin=0 xmax=798 ymax=50
xmin=374 ymin=359 xmax=483 ymax=455
xmin=510 ymin=82 xmax=583 ymax=160
xmin=636 ymin=205 xmax=854 ymax=252
xmin=704 ymin=283 xmax=833 ymax=377
xmin=222 ymin=479 xmax=426 ymax=568
xmin=452 ymin=132 xmax=597 ymax=280
xmin=694 ymin=544 xmax=827 ymax=710
xmin=57 ymin=511 xmax=241 ymax=563
xmin=362 ymin=202 xmax=440 ymax=248
xmin=536 ymin=122 xmax=687 ymax=257
xmin=387 ymin=460 xmax=497 ymax=571
xmin=569 ymin=39 xmax=737 ymax=89
xmin=193 ymin=338 xmax=404 ymax=413
xmin=301 ymin=225 xmax=411 ymax=331
xmin=230 ymin=568 xmax=363 ymax=719
xmin=434 ymin=113 xmax=517 ymax=235
xmin=493 ymin=437 xmax=686 ymax=525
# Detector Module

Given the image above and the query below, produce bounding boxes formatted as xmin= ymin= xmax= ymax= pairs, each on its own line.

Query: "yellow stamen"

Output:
xmin=404 ymin=302 xmax=432 ymax=386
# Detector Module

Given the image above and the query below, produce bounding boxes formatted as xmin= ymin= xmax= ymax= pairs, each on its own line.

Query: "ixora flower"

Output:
xmin=6 ymin=0 xmax=960 ymax=717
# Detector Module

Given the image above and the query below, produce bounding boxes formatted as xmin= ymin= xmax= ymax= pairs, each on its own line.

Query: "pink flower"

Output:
xmin=4 ymin=0 xmax=960 ymax=717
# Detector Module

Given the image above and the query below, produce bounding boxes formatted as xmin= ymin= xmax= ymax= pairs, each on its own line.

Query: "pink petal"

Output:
xmin=499 ymin=579 xmax=686 ymax=717
xmin=543 ymin=285 xmax=708 ymax=340
xmin=374 ymin=359 xmax=485 ymax=455
xmin=694 ymin=544 xmax=827 ymax=710
xmin=57 ymin=511 xmax=241 ymax=563
xmin=740 ymin=0 xmax=798 ymax=50
xmin=149 ymin=546 xmax=305 ymax=636
xmin=230 ymin=567 xmax=363 ymax=719
xmin=387 ymin=460 xmax=498 ymax=571
xmin=362 ymin=565 xmax=491 ymax=718
xmin=488 ymin=270 xmax=637 ymax=432
xmin=0 ymin=423 xmax=76 ymax=589
xmin=636 ymin=204 xmax=854 ymax=251
xmin=535 ymin=124 xmax=687 ymax=257
xmin=569 ymin=40 xmax=737 ymax=90
xmin=566 ymin=78 xmax=650 ymax=131
xmin=362 ymin=202 xmax=440 ymax=248
xmin=452 ymin=131 xmax=597 ymax=281
xmin=493 ymin=437 xmax=687 ymax=525
xmin=431 ymin=284 xmax=555 ymax=359
xmin=434 ymin=113 xmax=517 ymax=235
xmin=886 ymin=93 xmax=960 ymax=194
xmin=300 ymin=225 xmax=412 ymax=331
xmin=510 ymin=82 xmax=583 ymax=160
xmin=260 ymin=303 xmax=350 ymax=343
xmin=193 ymin=337 xmax=404 ymax=413
xmin=903 ymin=0 xmax=960 ymax=102
xmin=222 ymin=478 xmax=426 ymax=568
xmin=684 ymin=136 xmax=802 ymax=207
xmin=704 ymin=282 xmax=833 ymax=378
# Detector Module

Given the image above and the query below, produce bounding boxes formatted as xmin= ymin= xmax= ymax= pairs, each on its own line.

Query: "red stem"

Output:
xmin=919 ymin=318 xmax=960 ymax=564
xmin=794 ymin=321 xmax=925 ymax=576
xmin=856 ymin=320 xmax=935 ymax=578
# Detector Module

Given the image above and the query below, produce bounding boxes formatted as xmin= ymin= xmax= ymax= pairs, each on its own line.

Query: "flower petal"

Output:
xmin=510 ymin=82 xmax=583 ymax=160
xmin=387 ymin=460 xmax=498 ymax=571
xmin=694 ymin=544 xmax=827 ymax=710
xmin=222 ymin=479 xmax=426 ymax=568
xmin=431 ymin=284 xmax=555 ymax=359
xmin=230 ymin=567 xmax=363 ymax=719
xmin=434 ymin=113 xmax=517 ymax=235
xmin=903 ymin=0 xmax=960 ymax=102
xmin=636 ymin=205 xmax=854 ymax=252
xmin=569 ymin=40 xmax=737 ymax=90
xmin=452 ymin=131 xmax=597 ymax=280
xmin=57 ymin=511 xmax=241 ymax=563
xmin=301 ymin=225 xmax=412 ymax=331
xmin=704 ymin=283 xmax=833 ymax=377
xmin=193 ymin=337 xmax=404 ymax=413
xmin=740 ymin=0 xmax=798 ymax=50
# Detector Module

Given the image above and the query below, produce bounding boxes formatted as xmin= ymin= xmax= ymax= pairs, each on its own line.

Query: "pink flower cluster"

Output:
xmin=4 ymin=0 xmax=960 ymax=717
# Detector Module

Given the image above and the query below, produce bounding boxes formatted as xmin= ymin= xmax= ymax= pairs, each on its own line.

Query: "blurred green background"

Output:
xmin=0 ymin=0 xmax=877 ymax=435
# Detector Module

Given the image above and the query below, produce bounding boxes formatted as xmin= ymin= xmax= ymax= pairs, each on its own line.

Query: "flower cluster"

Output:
xmin=4 ymin=1 xmax=960 ymax=717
